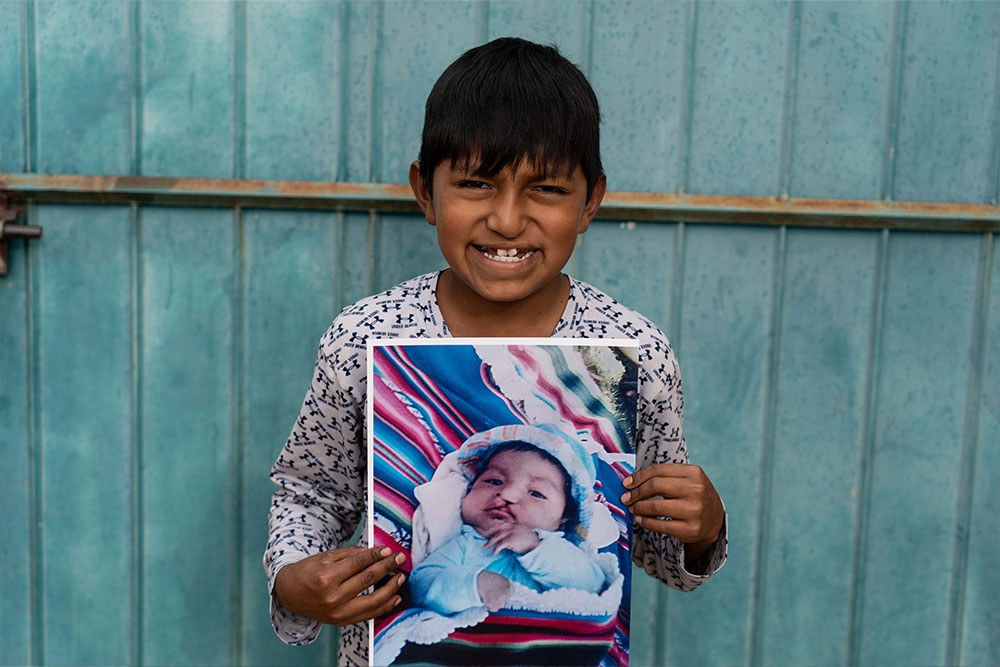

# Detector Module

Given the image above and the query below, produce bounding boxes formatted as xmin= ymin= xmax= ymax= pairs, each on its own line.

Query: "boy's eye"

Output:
xmin=458 ymin=180 xmax=490 ymax=190
xmin=534 ymin=185 xmax=568 ymax=195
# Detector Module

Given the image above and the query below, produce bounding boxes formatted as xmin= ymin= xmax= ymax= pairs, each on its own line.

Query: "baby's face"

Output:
xmin=461 ymin=449 xmax=567 ymax=535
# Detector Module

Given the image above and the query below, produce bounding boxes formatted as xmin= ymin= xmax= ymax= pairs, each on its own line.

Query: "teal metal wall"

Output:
xmin=1 ymin=2 xmax=998 ymax=666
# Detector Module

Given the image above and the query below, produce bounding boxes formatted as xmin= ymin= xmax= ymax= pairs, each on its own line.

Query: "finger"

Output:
xmin=491 ymin=537 xmax=513 ymax=555
xmin=335 ymin=573 xmax=405 ymax=625
xmin=484 ymin=531 xmax=513 ymax=553
xmin=324 ymin=545 xmax=371 ymax=564
xmin=479 ymin=523 xmax=504 ymax=539
xmin=621 ymin=477 xmax=693 ymax=504
xmin=623 ymin=463 xmax=699 ymax=489
xmin=628 ymin=498 xmax=692 ymax=521
xmin=480 ymin=520 xmax=514 ymax=538
xmin=340 ymin=550 xmax=406 ymax=597
xmin=633 ymin=516 xmax=694 ymax=540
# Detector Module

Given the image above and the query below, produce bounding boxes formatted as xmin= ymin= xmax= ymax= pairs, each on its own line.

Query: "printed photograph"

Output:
xmin=367 ymin=340 xmax=639 ymax=666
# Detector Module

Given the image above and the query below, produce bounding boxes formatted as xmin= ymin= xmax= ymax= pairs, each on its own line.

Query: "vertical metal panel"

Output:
xmin=574 ymin=218 xmax=678 ymax=667
xmin=776 ymin=7 xmax=799 ymax=198
xmin=339 ymin=1 xmax=375 ymax=183
xmin=245 ymin=2 xmax=341 ymax=182
xmin=945 ymin=233 xmax=992 ymax=665
xmin=576 ymin=220 xmax=676 ymax=334
xmin=0 ymin=236 xmax=31 ymax=666
xmin=140 ymin=2 xmax=234 ymax=178
xmin=0 ymin=1 xmax=25 ymax=172
xmin=848 ymin=228 xmax=889 ymax=667
xmin=589 ymin=1 xmax=687 ymax=193
xmin=240 ymin=210 xmax=339 ymax=666
xmin=21 ymin=0 xmax=38 ymax=173
xmin=129 ymin=1 xmax=143 ymax=176
xmin=139 ymin=207 xmax=236 ymax=665
xmin=750 ymin=225 xmax=786 ymax=667
xmin=33 ymin=205 xmax=133 ymax=665
xmin=894 ymin=2 xmax=1000 ymax=203
xmin=339 ymin=211 xmax=376 ymax=307
xmin=789 ymin=2 xmax=893 ymax=199
xmin=666 ymin=225 xmax=778 ymax=666
xmin=371 ymin=213 xmax=441 ymax=295
xmin=230 ymin=208 xmax=245 ymax=666
xmin=35 ymin=1 xmax=131 ymax=175
xmin=686 ymin=2 xmax=789 ymax=196
xmin=128 ymin=204 xmax=143 ymax=666
xmin=758 ymin=229 xmax=879 ymax=665
xmin=487 ymin=0 xmax=589 ymax=66
xmin=879 ymin=3 xmax=906 ymax=205
xmin=961 ymin=234 xmax=999 ymax=666
xmin=374 ymin=1 xmax=479 ymax=183
xmin=859 ymin=233 xmax=981 ymax=666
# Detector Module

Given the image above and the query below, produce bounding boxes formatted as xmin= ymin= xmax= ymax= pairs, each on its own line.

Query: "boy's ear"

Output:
xmin=578 ymin=173 xmax=607 ymax=234
xmin=409 ymin=161 xmax=437 ymax=226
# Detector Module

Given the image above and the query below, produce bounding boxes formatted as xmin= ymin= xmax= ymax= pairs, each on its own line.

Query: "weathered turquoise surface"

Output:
xmin=1 ymin=2 xmax=998 ymax=666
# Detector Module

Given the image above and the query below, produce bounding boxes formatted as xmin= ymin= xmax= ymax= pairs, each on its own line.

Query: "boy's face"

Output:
xmin=461 ymin=449 xmax=567 ymax=535
xmin=410 ymin=159 xmax=606 ymax=310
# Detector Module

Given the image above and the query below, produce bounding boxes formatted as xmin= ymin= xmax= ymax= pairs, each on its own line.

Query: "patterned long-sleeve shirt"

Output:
xmin=264 ymin=271 xmax=728 ymax=665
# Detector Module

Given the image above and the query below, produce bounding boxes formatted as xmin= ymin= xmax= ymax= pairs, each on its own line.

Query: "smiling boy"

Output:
xmin=265 ymin=37 xmax=727 ymax=666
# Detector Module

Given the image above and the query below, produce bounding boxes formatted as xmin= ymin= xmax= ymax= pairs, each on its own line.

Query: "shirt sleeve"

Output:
xmin=632 ymin=340 xmax=728 ymax=591
xmin=263 ymin=328 xmax=367 ymax=645
xmin=410 ymin=535 xmax=485 ymax=615
xmin=517 ymin=530 xmax=605 ymax=594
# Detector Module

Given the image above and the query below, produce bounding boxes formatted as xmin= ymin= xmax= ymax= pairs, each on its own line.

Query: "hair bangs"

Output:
xmin=419 ymin=37 xmax=602 ymax=197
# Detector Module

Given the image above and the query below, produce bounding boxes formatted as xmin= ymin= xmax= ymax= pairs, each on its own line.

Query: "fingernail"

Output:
xmin=620 ymin=492 xmax=631 ymax=504
xmin=393 ymin=597 xmax=401 ymax=607
xmin=623 ymin=476 xmax=633 ymax=487
xmin=635 ymin=515 xmax=644 ymax=526
xmin=379 ymin=547 xmax=392 ymax=557
xmin=396 ymin=574 xmax=406 ymax=585
xmin=394 ymin=553 xmax=406 ymax=565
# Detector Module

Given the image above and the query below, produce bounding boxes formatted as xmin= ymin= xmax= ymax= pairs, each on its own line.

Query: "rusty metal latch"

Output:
xmin=0 ymin=199 xmax=42 ymax=276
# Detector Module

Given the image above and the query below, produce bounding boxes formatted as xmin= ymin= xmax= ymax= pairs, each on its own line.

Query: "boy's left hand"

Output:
xmin=621 ymin=464 xmax=724 ymax=564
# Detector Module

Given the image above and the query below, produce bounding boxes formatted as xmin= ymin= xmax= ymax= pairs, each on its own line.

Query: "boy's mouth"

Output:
xmin=474 ymin=245 xmax=537 ymax=263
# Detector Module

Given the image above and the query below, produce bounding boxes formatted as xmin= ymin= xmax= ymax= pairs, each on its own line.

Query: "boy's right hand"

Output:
xmin=273 ymin=546 xmax=406 ymax=626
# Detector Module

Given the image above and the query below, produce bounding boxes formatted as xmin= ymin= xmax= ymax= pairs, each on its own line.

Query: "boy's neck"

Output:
xmin=436 ymin=270 xmax=571 ymax=338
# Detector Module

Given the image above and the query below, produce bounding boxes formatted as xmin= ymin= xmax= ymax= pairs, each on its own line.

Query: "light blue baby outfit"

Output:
xmin=410 ymin=524 xmax=606 ymax=616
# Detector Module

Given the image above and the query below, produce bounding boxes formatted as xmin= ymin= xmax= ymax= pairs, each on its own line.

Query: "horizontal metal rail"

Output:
xmin=2 ymin=172 xmax=998 ymax=231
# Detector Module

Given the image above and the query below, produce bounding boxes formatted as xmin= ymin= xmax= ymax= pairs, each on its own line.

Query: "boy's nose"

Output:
xmin=486 ymin=195 xmax=528 ymax=238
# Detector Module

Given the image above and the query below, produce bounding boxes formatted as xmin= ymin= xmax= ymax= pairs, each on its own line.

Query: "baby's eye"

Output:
xmin=483 ymin=478 xmax=503 ymax=486
xmin=529 ymin=490 xmax=546 ymax=499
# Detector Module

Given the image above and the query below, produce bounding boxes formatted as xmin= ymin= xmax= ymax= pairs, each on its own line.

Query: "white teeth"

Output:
xmin=480 ymin=246 xmax=534 ymax=262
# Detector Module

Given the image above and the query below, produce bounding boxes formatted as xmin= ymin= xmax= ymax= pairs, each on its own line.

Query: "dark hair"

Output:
xmin=418 ymin=37 xmax=603 ymax=199
xmin=470 ymin=440 xmax=580 ymax=537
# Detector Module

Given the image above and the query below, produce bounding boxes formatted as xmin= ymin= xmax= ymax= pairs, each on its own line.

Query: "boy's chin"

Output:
xmin=457 ymin=272 xmax=567 ymax=306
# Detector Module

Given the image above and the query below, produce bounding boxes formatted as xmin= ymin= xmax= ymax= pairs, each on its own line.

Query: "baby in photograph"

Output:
xmin=409 ymin=425 xmax=611 ymax=616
